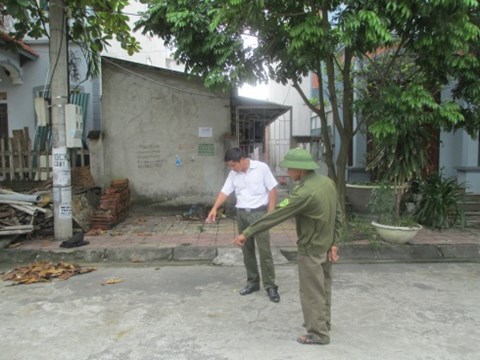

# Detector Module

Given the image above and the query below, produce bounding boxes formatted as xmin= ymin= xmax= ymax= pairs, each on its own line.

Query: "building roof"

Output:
xmin=102 ymin=56 xmax=291 ymax=126
xmin=230 ymin=95 xmax=291 ymax=127
xmin=0 ymin=31 xmax=39 ymax=61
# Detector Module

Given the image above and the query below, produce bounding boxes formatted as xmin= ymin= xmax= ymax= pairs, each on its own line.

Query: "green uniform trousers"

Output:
xmin=298 ymin=252 xmax=332 ymax=341
xmin=236 ymin=209 xmax=277 ymax=290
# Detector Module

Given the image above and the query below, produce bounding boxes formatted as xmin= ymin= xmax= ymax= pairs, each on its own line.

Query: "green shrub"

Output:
xmin=414 ymin=173 xmax=466 ymax=230
xmin=367 ymin=183 xmax=416 ymax=226
xmin=338 ymin=218 xmax=376 ymax=243
xmin=367 ymin=183 xmax=395 ymax=224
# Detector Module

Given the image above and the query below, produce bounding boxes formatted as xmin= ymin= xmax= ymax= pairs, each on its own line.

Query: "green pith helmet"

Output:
xmin=280 ymin=148 xmax=319 ymax=170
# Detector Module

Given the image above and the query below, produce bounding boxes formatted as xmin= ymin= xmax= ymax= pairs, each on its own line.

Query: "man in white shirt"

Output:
xmin=206 ymin=147 xmax=280 ymax=302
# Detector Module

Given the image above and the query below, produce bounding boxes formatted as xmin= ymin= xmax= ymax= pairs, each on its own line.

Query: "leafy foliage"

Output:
xmin=367 ymin=183 xmax=417 ymax=226
xmin=365 ymin=124 xmax=432 ymax=222
xmin=367 ymin=183 xmax=395 ymax=224
xmin=134 ymin=0 xmax=479 ymax=215
xmin=414 ymin=173 xmax=466 ymax=230
xmin=357 ymin=50 xmax=464 ymax=139
xmin=1 ymin=0 xmax=141 ymax=77
xmin=338 ymin=217 xmax=377 ymax=243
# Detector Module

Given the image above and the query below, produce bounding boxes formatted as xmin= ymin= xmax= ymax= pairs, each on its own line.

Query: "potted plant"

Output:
xmin=355 ymin=48 xmax=464 ymax=241
xmin=366 ymin=127 xmax=428 ymax=243
xmin=368 ymin=182 xmax=422 ymax=243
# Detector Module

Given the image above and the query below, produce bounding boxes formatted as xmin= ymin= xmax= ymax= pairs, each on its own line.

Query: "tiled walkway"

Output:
xmin=17 ymin=206 xmax=480 ymax=251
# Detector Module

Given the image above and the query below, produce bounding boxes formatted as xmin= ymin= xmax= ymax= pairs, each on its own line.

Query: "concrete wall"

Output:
xmin=440 ymin=129 xmax=480 ymax=193
xmin=99 ymin=59 xmax=231 ymax=206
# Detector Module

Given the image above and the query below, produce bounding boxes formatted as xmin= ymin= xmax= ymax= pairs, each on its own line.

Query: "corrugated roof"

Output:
xmin=0 ymin=31 xmax=39 ymax=60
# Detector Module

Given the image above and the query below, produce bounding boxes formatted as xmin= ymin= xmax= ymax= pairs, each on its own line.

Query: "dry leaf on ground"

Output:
xmin=85 ymin=229 xmax=106 ymax=236
xmin=1 ymin=261 xmax=96 ymax=285
xmin=101 ymin=278 xmax=124 ymax=286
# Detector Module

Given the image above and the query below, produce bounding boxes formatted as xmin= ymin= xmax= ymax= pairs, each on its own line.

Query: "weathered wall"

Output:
xmin=100 ymin=59 xmax=231 ymax=206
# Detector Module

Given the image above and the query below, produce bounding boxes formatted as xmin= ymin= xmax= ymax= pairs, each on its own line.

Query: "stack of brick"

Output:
xmin=90 ymin=179 xmax=130 ymax=230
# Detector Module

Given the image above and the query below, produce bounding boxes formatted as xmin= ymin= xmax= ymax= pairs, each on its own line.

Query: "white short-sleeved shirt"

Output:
xmin=220 ymin=160 xmax=278 ymax=209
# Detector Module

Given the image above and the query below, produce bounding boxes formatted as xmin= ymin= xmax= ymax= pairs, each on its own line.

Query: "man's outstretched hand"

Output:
xmin=205 ymin=209 xmax=217 ymax=224
xmin=233 ymin=234 xmax=246 ymax=247
xmin=328 ymin=245 xmax=339 ymax=262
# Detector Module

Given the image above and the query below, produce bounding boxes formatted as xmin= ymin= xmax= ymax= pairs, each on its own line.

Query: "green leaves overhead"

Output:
xmin=136 ymin=1 xmax=479 ymax=130
xmin=2 ymin=0 xmax=141 ymax=77
xmin=135 ymin=0 xmax=479 ymax=216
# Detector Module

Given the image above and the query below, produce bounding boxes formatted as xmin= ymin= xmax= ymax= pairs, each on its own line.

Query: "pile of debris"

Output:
xmin=89 ymin=179 xmax=130 ymax=230
xmin=1 ymin=261 xmax=96 ymax=285
xmin=0 ymin=167 xmax=102 ymax=240
xmin=0 ymin=188 xmax=53 ymax=237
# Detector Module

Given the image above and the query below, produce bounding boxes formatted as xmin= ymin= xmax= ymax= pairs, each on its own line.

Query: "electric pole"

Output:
xmin=49 ymin=0 xmax=73 ymax=240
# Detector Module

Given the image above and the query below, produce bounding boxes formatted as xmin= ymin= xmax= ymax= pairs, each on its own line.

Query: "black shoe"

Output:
xmin=240 ymin=284 xmax=260 ymax=295
xmin=267 ymin=287 xmax=280 ymax=303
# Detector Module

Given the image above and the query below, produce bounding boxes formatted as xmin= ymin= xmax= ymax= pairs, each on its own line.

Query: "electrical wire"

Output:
xmin=101 ymin=57 xmax=228 ymax=99
xmin=47 ymin=3 xmax=66 ymax=93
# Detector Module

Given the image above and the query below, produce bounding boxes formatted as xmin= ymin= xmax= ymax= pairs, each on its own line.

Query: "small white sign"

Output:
xmin=59 ymin=187 xmax=72 ymax=219
xmin=52 ymin=147 xmax=71 ymax=186
xmin=52 ymin=147 xmax=69 ymax=169
xmin=59 ymin=204 xmax=72 ymax=218
xmin=198 ymin=127 xmax=213 ymax=138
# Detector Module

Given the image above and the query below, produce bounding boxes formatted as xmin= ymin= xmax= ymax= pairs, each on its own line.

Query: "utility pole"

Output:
xmin=49 ymin=0 xmax=73 ymax=240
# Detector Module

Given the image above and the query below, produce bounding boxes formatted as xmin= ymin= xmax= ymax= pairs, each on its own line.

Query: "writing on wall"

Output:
xmin=136 ymin=144 xmax=164 ymax=169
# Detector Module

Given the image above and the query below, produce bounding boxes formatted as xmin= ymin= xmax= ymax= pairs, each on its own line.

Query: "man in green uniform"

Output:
xmin=233 ymin=148 xmax=342 ymax=345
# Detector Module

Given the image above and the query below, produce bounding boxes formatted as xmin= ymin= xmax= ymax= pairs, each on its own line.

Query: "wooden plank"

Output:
xmin=26 ymin=129 xmax=34 ymax=180
xmin=1 ymin=138 xmax=6 ymax=180
xmin=45 ymin=149 xmax=51 ymax=179
xmin=0 ymin=224 xmax=34 ymax=230
xmin=8 ymin=137 xmax=14 ymax=181
xmin=0 ymin=228 xmax=34 ymax=236
xmin=80 ymin=148 xmax=86 ymax=166
xmin=15 ymin=135 xmax=24 ymax=180
xmin=0 ymin=131 xmax=87 ymax=181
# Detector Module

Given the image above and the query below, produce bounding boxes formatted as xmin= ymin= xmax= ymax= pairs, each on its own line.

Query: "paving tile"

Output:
xmin=197 ymin=234 xmax=217 ymax=246
xmin=7 ymin=206 xmax=480 ymax=260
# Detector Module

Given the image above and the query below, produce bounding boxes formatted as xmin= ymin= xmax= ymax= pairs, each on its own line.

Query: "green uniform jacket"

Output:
xmin=242 ymin=173 xmax=343 ymax=256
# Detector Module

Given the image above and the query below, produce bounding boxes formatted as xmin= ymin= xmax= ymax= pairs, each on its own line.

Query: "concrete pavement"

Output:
xmin=0 ymin=205 xmax=479 ymax=265
xmin=1 ymin=263 xmax=479 ymax=360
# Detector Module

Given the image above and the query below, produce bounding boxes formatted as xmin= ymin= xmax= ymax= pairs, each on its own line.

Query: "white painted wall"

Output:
xmin=264 ymin=79 xmax=311 ymax=137
xmin=241 ymin=77 xmax=312 ymax=174
xmin=102 ymin=0 xmax=184 ymax=72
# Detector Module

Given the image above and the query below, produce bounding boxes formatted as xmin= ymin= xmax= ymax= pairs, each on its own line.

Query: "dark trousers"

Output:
xmin=298 ymin=252 xmax=332 ymax=340
xmin=236 ymin=209 xmax=277 ymax=290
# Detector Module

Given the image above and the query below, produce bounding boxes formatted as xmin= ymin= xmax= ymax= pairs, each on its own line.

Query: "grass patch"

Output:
xmin=339 ymin=215 xmax=383 ymax=249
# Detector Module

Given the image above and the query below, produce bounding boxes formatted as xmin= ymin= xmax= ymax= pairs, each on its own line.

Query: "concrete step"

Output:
xmin=459 ymin=202 xmax=480 ymax=212
xmin=459 ymin=194 xmax=480 ymax=212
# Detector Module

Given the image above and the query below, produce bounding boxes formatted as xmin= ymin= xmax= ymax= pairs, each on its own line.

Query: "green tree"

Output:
xmin=136 ymin=0 xmax=480 ymax=214
xmin=2 ymin=0 xmax=141 ymax=240
xmin=1 ymin=0 xmax=140 ymax=77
